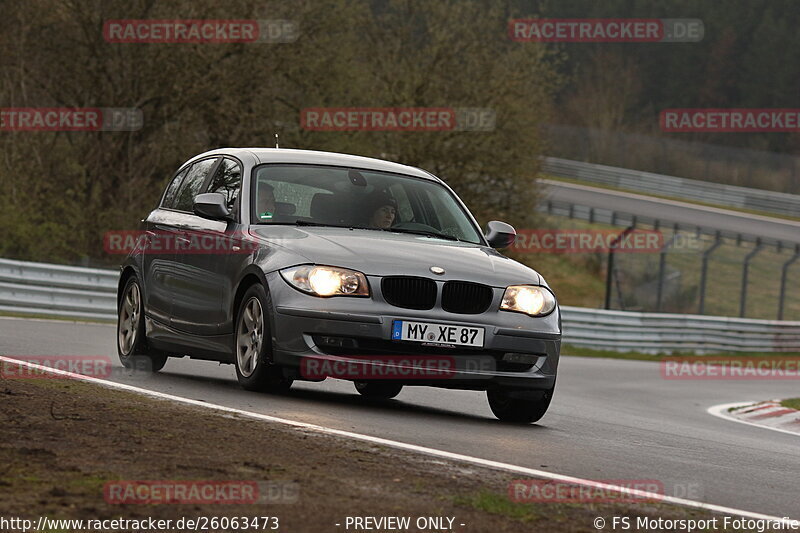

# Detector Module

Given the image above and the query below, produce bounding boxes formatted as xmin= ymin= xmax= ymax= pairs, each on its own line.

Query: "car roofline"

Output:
xmin=184 ymin=147 xmax=442 ymax=183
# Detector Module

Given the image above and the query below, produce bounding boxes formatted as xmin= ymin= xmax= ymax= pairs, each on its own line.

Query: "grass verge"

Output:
xmin=779 ymin=398 xmax=800 ymax=410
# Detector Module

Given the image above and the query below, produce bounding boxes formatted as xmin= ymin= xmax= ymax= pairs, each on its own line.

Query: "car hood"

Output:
xmin=249 ymin=226 xmax=541 ymax=287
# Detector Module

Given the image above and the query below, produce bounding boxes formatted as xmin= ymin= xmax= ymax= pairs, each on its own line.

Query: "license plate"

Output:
xmin=391 ymin=320 xmax=485 ymax=348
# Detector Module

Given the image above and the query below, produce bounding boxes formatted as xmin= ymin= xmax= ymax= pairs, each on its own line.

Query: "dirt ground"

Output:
xmin=0 ymin=361 xmax=747 ymax=532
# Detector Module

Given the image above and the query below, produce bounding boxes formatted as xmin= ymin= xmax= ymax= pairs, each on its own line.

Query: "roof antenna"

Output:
xmin=274 ymin=132 xmax=279 ymax=149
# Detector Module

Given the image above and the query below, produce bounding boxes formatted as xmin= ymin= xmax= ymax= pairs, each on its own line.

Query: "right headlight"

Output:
xmin=280 ymin=265 xmax=370 ymax=297
xmin=500 ymin=285 xmax=556 ymax=317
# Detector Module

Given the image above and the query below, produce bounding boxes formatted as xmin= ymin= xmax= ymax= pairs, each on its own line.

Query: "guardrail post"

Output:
xmin=740 ymin=238 xmax=763 ymax=318
xmin=698 ymin=231 xmax=722 ymax=315
xmin=604 ymin=226 xmax=635 ymax=310
xmin=778 ymin=244 xmax=800 ymax=320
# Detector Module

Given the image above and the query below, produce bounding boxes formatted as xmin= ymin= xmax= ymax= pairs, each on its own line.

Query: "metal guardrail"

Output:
xmin=2 ymin=258 xmax=799 ymax=354
xmin=0 ymin=259 xmax=118 ymax=321
xmin=560 ymin=306 xmax=800 ymax=354
xmin=541 ymin=157 xmax=800 ymax=219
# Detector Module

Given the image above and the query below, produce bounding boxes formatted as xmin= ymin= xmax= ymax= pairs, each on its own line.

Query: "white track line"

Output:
xmin=1 ymin=355 xmax=797 ymax=526
xmin=0 ymin=315 xmax=109 ymax=326
xmin=708 ymin=402 xmax=800 ymax=438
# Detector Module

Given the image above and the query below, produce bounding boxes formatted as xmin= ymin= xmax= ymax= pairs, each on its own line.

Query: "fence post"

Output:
xmin=698 ymin=231 xmax=722 ymax=315
xmin=604 ymin=226 xmax=635 ymax=310
xmin=656 ymin=233 xmax=678 ymax=312
xmin=778 ymin=244 xmax=800 ymax=320
xmin=740 ymin=238 xmax=763 ymax=318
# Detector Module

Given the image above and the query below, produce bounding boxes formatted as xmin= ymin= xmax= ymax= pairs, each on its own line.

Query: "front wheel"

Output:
xmin=487 ymin=387 xmax=554 ymax=424
xmin=117 ymin=276 xmax=167 ymax=372
xmin=234 ymin=284 xmax=292 ymax=393
xmin=354 ymin=381 xmax=403 ymax=399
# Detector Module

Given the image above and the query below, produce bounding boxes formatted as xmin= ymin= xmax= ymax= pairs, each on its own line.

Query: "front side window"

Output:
xmin=252 ymin=164 xmax=483 ymax=244
xmin=172 ymin=158 xmax=218 ymax=212
xmin=207 ymin=158 xmax=242 ymax=213
xmin=161 ymin=167 xmax=189 ymax=209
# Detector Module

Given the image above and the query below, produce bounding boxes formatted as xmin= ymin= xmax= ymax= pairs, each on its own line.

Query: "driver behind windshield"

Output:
xmin=363 ymin=190 xmax=397 ymax=229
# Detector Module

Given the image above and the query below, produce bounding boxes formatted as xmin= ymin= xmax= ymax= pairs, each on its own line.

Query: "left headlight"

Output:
xmin=500 ymin=285 xmax=556 ymax=317
xmin=280 ymin=265 xmax=370 ymax=297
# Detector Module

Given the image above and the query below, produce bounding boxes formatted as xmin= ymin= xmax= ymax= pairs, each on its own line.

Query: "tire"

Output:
xmin=354 ymin=381 xmax=403 ymax=399
xmin=487 ymin=387 xmax=554 ymax=424
xmin=117 ymin=276 xmax=167 ymax=372
xmin=234 ymin=284 xmax=292 ymax=393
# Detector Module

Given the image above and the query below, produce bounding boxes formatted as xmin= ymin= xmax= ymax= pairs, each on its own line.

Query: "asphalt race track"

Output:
xmin=542 ymin=180 xmax=800 ymax=244
xmin=1 ymin=316 xmax=797 ymax=519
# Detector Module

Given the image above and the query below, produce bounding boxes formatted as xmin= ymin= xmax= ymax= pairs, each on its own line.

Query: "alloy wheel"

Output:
xmin=236 ymin=296 xmax=264 ymax=377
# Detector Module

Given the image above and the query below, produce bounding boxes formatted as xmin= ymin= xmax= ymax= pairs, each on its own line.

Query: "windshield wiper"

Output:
xmin=263 ymin=220 xmax=464 ymax=242
xmin=381 ymin=227 xmax=462 ymax=242
xmin=264 ymin=220 xmax=355 ymax=229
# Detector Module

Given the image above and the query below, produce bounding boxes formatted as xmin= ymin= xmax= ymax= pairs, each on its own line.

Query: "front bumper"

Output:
xmin=266 ymin=272 xmax=561 ymax=393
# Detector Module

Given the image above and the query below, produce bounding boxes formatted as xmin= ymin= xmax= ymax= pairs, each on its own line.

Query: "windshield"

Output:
xmin=251 ymin=164 xmax=484 ymax=244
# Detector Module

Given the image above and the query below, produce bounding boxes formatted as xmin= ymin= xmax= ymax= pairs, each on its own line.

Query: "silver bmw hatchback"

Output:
xmin=117 ymin=148 xmax=561 ymax=423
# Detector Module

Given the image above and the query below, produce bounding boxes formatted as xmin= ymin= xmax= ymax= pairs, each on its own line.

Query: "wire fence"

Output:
xmin=537 ymin=200 xmax=800 ymax=321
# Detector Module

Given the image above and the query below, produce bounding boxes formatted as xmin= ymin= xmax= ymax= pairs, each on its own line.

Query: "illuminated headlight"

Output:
xmin=280 ymin=265 xmax=369 ymax=297
xmin=500 ymin=285 xmax=556 ymax=316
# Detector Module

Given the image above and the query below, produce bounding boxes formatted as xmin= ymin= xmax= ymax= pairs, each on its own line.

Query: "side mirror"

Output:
xmin=193 ymin=192 xmax=232 ymax=221
xmin=484 ymin=220 xmax=516 ymax=249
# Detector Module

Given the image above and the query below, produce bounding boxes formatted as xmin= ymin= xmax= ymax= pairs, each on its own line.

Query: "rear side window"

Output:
xmin=172 ymin=158 xmax=218 ymax=212
xmin=207 ymin=158 xmax=242 ymax=213
xmin=162 ymin=167 xmax=189 ymax=209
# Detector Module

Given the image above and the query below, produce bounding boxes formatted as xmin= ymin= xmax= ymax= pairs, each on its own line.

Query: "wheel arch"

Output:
xmin=231 ymin=266 xmax=271 ymax=326
xmin=117 ymin=266 xmax=140 ymax=307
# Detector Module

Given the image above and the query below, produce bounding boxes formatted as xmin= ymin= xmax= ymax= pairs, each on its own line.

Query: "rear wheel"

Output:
xmin=117 ymin=276 xmax=167 ymax=372
xmin=487 ymin=387 xmax=554 ymax=424
xmin=354 ymin=381 xmax=403 ymax=399
xmin=234 ymin=284 xmax=292 ymax=393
